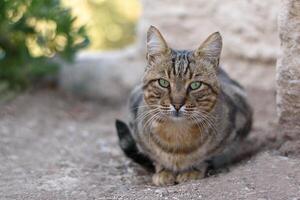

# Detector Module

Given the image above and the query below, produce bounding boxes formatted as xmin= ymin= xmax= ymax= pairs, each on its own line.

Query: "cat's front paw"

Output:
xmin=176 ymin=170 xmax=205 ymax=183
xmin=152 ymin=170 xmax=176 ymax=186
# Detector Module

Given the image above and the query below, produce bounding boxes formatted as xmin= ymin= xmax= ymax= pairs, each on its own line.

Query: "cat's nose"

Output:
xmin=172 ymin=103 xmax=183 ymax=112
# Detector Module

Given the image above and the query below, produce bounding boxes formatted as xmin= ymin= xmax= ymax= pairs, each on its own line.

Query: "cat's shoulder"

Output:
xmin=129 ymin=85 xmax=144 ymax=117
xmin=217 ymin=67 xmax=244 ymax=90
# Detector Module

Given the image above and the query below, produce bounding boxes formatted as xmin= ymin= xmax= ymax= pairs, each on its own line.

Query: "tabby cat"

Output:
xmin=116 ymin=26 xmax=252 ymax=186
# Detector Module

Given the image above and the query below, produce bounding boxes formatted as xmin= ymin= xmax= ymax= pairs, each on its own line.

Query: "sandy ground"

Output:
xmin=0 ymin=87 xmax=299 ymax=200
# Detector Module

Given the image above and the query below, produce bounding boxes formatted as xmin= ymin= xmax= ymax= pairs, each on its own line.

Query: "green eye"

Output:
xmin=190 ymin=81 xmax=202 ymax=90
xmin=158 ymin=78 xmax=170 ymax=88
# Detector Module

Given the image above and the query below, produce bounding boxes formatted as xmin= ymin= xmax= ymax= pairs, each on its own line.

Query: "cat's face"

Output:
xmin=143 ymin=26 xmax=222 ymax=122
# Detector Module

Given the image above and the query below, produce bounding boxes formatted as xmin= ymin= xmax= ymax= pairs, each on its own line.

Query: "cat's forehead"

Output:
xmin=168 ymin=49 xmax=193 ymax=77
xmin=146 ymin=49 xmax=216 ymax=82
xmin=171 ymin=49 xmax=192 ymax=59
xmin=167 ymin=49 xmax=210 ymax=78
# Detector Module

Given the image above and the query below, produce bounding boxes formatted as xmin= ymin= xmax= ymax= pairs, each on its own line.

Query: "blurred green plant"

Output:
xmin=0 ymin=0 xmax=89 ymax=92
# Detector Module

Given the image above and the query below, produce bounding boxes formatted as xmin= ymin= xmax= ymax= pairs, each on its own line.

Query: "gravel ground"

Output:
xmin=0 ymin=88 xmax=299 ymax=200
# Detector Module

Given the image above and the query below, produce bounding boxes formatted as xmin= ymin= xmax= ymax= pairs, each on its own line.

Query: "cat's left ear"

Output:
xmin=146 ymin=26 xmax=170 ymax=64
xmin=194 ymin=32 xmax=222 ymax=67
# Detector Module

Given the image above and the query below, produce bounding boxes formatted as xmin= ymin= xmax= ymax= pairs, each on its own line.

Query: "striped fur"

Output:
xmin=116 ymin=26 xmax=253 ymax=186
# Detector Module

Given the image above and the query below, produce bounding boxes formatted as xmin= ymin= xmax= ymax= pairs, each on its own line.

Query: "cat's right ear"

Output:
xmin=194 ymin=32 xmax=222 ymax=68
xmin=146 ymin=26 xmax=170 ymax=64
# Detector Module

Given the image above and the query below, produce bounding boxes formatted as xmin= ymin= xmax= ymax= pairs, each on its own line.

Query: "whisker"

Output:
xmin=187 ymin=110 xmax=218 ymax=137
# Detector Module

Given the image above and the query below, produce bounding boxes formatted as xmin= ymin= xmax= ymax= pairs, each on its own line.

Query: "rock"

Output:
xmin=60 ymin=48 xmax=144 ymax=101
xmin=276 ymin=0 xmax=300 ymax=156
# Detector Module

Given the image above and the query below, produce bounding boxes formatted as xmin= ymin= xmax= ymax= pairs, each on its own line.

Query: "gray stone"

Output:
xmin=276 ymin=0 xmax=300 ymax=155
xmin=60 ymin=47 xmax=144 ymax=101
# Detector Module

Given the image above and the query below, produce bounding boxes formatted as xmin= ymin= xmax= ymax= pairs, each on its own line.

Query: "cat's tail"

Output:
xmin=115 ymin=119 xmax=154 ymax=172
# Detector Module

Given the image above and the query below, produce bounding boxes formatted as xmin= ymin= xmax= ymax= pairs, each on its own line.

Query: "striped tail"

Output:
xmin=115 ymin=119 xmax=154 ymax=172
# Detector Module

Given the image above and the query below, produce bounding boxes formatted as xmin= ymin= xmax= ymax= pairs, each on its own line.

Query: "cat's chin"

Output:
xmin=168 ymin=115 xmax=186 ymax=122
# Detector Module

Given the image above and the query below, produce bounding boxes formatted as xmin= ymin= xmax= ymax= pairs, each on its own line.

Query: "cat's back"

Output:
xmin=218 ymin=68 xmax=245 ymax=95
xmin=217 ymin=67 xmax=250 ymax=108
xmin=217 ymin=67 xmax=253 ymax=139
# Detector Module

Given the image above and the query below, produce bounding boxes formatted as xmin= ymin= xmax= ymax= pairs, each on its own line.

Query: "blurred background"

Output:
xmin=62 ymin=0 xmax=141 ymax=50
xmin=0 ymin=0 xmax=279 ymax=102
xmin=0 ymin=0 xmax=141 ymax=101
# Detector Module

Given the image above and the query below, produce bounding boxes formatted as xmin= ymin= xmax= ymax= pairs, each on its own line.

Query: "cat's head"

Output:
xmin=143 ymin=26 xmax=222 ymax=122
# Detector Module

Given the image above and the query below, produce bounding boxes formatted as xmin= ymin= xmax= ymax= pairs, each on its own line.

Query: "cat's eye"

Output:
xmin=190 ymin=81 xmax=202 ymax=90
xmin=158 ymin=78 xmax=170 ymax=88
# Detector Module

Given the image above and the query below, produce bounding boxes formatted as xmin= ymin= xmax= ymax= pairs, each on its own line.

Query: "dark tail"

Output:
xmin=115 ymin=119 xmax=154 ymax=172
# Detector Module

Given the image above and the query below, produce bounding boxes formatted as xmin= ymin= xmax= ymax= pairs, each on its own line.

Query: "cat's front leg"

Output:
xmin=176 ymin=166 xmax=207 ymax=183
xmin=152 ymin=165 xmax=176 ymax=186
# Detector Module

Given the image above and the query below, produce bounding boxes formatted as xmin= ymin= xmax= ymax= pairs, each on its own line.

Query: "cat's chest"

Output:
xmin=147 ymin=121 xmax=210 ymax=171
xmin=151 ymin=120 xmax=203 ymax=152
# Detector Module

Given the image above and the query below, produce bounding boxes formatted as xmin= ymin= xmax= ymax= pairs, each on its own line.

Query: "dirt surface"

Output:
xmin=0 ymin=88 xmax=299 ymax=200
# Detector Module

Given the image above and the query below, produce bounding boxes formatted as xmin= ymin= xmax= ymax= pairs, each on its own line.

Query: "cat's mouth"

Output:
xmin=169 ymin=111 xmax=185 ymax=120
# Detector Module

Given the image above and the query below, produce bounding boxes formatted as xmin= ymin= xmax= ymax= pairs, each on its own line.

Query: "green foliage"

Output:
xmin=0 ymin=0 xmax=89 ymax=91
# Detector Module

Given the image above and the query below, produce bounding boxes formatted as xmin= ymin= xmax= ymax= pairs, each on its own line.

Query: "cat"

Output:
xmin=115 ymin=26 xmax=253 ymax=186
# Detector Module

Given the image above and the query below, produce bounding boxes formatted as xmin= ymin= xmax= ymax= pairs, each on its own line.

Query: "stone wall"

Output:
xmin=276 ymin=0 xmax=300 ymax=155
